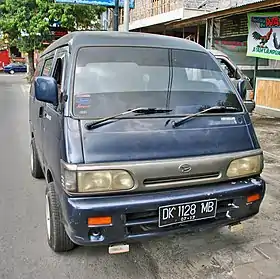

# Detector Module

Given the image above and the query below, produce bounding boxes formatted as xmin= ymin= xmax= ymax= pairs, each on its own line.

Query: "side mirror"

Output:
xmin=237 ymin=79 xmax=247 ymax=99
xmin=34 ymin=76 xmax=58 ymax=106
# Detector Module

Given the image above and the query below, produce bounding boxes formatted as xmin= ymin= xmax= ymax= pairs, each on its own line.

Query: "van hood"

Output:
xmin=79 ymin=114 xmax=258 ymax=163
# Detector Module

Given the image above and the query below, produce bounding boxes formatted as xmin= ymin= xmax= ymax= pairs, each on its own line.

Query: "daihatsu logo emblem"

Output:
xmin=179 ymin=164 xmax=192 ymax=173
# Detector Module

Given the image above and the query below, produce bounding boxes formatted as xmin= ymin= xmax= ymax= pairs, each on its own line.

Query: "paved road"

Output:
xmin=1 ymin=75 xmax=280 ymax=279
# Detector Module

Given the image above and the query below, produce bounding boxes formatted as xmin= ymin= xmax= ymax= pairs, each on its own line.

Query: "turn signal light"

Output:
xmin=88 ymin=216 xmax=112 ymax=226
xmin=247 ymin=193 xmax=261 ymax=203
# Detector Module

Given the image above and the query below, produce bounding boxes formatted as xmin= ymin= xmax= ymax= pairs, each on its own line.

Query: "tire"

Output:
xmin=9 ymin=70 xmax=14 ymax=75
xmin=30 ymin=139 xmax=44 ymax=179
xmin=46 ymin=182 xmax=75 ymax=252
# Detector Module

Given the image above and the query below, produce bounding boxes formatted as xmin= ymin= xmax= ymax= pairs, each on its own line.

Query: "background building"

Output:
xmin=103 ymin=0 xmax=280 ymax=116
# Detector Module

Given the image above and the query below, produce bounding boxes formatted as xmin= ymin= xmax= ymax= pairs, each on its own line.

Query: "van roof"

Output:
xmin=41 ymin=31 xmax=207 ymax=57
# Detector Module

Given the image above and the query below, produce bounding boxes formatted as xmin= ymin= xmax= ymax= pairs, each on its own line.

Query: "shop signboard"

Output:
xmin=247 ymin=13 xmax=280 ymax=60
xmin=55 ymin=0 xmax=135 ymax=9
xmin=214 ymin=40 xmax=268 ymax=66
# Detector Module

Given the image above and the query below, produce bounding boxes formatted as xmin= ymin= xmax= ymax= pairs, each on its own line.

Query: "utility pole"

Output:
xmin=113 ymin=0 xmax=119 ymax=31
xmin=123 ymin=0 xmax=130 ymax=32
xmin=253 ymin=57 xmax=259 ymax=90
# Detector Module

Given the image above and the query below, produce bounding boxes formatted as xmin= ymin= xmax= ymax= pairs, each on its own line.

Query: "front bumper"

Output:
xmin=60 ymin=177 xmax=265 ymax=246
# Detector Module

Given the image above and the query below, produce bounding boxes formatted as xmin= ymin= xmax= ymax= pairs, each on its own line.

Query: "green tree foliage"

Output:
xmin=0 ymin=0 xmax=105 ymax=76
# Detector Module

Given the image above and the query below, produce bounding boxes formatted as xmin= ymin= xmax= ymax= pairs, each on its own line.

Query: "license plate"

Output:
xmin=158 ymin=199 xmax=217 ymax=228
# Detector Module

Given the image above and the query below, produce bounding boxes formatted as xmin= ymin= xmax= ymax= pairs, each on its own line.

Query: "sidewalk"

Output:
xmin=252 ymin=113 xmax=280 ymax=160
xmin=232 ymin=113 xmax=280 ymax=279
xmin=188 ymin=114 xmax=280 ymax=279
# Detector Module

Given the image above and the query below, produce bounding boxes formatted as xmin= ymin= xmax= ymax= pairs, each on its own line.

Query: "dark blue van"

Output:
xmin=29 ymin=31 xmax=265 ymax=253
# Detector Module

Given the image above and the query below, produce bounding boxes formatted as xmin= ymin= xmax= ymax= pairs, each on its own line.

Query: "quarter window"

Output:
xmin=42 ymin=58 xmax=54 ymax=76
xmin=34 ymin=60 xmax=44 ymax=77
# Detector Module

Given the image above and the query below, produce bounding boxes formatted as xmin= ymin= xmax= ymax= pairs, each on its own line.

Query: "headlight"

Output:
xmin=226 ymin=155 xmax=262 ymax=178
xmin=77 ymin=170 xmax=134 ymax=193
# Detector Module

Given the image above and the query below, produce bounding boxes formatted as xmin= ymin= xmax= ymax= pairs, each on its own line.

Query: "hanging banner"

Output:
xmin=247 ymin=13 xmax=280 ymax=60
xmin=214 ymin=40 xmax=268 ymax=66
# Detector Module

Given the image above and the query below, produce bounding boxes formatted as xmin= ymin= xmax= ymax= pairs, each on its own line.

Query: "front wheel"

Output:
xmin=46 ymin=182 xmax=76 ymax=252
xmin=9 ymin=70 xmax=14 ymax=75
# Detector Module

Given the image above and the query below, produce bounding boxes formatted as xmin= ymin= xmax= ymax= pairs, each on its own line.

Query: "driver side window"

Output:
xmin=52 ymin=57 xmax=65 ymax=111
xmin=218 ymin=58 xmax=236 ymax=79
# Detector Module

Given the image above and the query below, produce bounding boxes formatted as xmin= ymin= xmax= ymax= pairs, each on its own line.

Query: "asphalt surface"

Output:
xmin=0 ymin=74 xmax=280 ymax=279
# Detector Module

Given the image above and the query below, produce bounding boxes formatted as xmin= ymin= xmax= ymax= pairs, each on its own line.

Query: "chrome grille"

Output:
xmin=143 ymin=172 xmax=220 ymax=186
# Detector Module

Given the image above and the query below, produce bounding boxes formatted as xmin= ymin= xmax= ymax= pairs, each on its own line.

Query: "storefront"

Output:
xmin=164 ymin=0 xmax=280 ymax=116
xmin=207 ymin=12 xmax=280 ymax=81
xmin=166 ymin=0 xmax=280 ymax=80
xmin=246 ymin=12 xmax=280 ymax=116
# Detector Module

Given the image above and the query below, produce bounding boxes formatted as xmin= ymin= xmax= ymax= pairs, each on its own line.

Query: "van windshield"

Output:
xmin=73 ymin=46 xmax=242 ymax=117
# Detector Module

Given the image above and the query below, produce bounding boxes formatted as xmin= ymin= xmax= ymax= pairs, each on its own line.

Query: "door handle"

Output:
xmin=39 ymin=106 xmax=44 ymax=118
xmin=39 ymin=106 xmax=51 ymax=120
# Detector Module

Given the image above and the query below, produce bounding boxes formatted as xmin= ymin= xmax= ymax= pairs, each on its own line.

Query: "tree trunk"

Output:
xmin=27 ymin=50 xmax=35 ymax=81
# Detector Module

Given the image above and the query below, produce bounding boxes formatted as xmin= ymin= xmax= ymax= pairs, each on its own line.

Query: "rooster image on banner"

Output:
xmin=252 ymin=28 xmax=273 ymax=48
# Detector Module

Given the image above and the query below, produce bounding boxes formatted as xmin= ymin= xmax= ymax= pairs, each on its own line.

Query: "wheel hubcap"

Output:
xmin=46 ymin=195 xmax=51 ymax=240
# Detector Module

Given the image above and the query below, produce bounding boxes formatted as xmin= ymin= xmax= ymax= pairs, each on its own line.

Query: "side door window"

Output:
xmin=50 ymin=53 xmax=66 ymax=112
xmin=217 ymin=58 xmax=236 ymax=79
xmin=217 ymin=57 xmax=248 ymax=94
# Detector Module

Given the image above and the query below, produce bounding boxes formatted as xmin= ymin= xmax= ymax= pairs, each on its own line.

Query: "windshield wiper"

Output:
xmin=85 ymin=107 xmax=172 ymax=130
xmin=170 ymin=106 xmax=240 ymax=128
